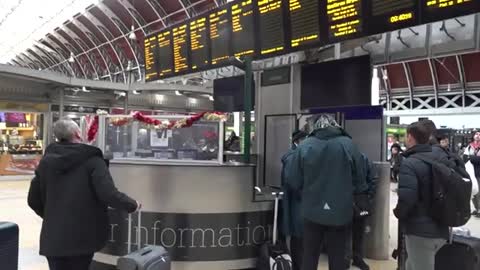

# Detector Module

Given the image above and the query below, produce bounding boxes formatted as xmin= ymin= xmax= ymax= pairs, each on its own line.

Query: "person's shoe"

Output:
xmin=472 ymin=210 xmax=479 ymax=216
xmin=352 ymin=258 xmax=370 ymax=270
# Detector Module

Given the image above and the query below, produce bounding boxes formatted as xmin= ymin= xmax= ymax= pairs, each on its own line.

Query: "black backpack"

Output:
xmin=414 ymin=155 xmax=472 ymax=227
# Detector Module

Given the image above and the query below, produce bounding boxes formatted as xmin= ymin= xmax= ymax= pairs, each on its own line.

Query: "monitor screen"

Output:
xmin=213 ymin=75 xmax=255 ymax=112
xmin=301 ymin=55 xmax=372 ymax=110
xmin=5 ymin=113 xmax=26 ymax=123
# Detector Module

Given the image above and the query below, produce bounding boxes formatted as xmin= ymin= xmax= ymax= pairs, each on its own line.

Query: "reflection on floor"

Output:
xmin=2 ymin=181 xmax=479 ymax=270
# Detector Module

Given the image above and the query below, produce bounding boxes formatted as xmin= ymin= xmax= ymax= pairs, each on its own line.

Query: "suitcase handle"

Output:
xmin=127 ymin=211 xmax=142 ymax=253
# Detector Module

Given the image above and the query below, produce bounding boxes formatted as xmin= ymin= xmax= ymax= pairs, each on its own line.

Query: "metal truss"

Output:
xmin=387 ymin=91 xmax=480 ymax=111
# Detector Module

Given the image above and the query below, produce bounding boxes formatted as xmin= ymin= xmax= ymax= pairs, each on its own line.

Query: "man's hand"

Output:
xmin=135 ymin=201 xmax=142 ymax=213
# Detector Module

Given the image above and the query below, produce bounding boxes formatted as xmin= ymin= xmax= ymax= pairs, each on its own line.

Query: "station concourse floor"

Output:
xmin=1 ymin=180 xmax=480 ymax=270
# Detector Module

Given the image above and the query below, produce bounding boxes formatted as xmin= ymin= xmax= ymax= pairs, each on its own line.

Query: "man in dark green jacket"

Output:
xmin=281 ymin=130 xmax=308 ymax=270
xmin=285 ymin=114 xmax=367 ymax=270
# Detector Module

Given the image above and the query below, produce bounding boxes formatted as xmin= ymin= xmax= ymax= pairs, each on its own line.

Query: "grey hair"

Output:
xmin=53 ymin=118 xmax=81 ymax=142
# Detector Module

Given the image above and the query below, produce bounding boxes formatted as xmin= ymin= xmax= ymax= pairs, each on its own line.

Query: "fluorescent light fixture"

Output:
xmin=175 ymin=90 xmax=182 ymax=96
xmin=82 ymin=86 xmax=90 ymax=92
xmin=68 ymin=52 xmax=75 ymax=63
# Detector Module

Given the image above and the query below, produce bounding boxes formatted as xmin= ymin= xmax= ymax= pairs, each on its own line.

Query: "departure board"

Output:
xmin=209 ymin=8 xmax=232 ymax=65
xmin=325 ymin=0 xmax=363 ymax=42
xmin=258 ymin=0 xmax=285 ymax=56
xmin=157 ymin=30 xmax=174 ymax=77
xmin=368 ymin=0 xmax=418 ymax=35
xmin=190 ymin=17 xmax=209 ymax=71
xmin=172 ymin=24 xmax=189 ymax=73
xmin=144 ymin=35 xmax=159 ymax=81
xmin=422 ymin=0 xmax=478 ymax=23
xmin=289 ymin=0 xmax=320 ymax=48
xmin=231 ymin=0 xmax=256 ymax=57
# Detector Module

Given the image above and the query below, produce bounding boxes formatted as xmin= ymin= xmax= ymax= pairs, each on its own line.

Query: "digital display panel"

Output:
xmin=157 ymin=30 xmax=174 ymax=77
xmin=289 ymin=0 xmax=320 ymax=48
xmin=144 ymin=35 xmax=159 ymax=82
xmin=190 ymin=17 xmax=210 ymax=71
xmin=325 ymin=0 xmax=363 ymax=42
xmin=209 ymin=8 xmax=232 ymax=65
xmin=258 ymin=0 xmax=285 ymax=56
xmin=172 ymin=24 xmax=189 ymax=73
xmin=231 ymin=0 xmax=256 ymax=57
xmin=368 ymin=0 xmax=418 ymax=35
xmin=422 ymin=0 xmax=479 ymax=23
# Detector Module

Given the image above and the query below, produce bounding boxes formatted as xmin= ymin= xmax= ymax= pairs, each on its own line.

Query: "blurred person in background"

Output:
xmin=280 ymin=130 xmax=308 ymax=270
xmin=285 ymin=114 xmax=367 ymax=270
xmin=465 ymin=131 xmax=480 ymax=159
xmin=389 ymin=143 xmax=403 ymax=183
xmin=28 ymin=118 xmax=140 ymax=270
xmin=345 ymin=153 xmax=377 ymax=270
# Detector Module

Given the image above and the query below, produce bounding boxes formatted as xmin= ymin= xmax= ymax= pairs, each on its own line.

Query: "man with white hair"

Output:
xmin=285 ymin=114 xmax=367 ymax=270
xmin=28 ymin=118 xmax=140 ymax=270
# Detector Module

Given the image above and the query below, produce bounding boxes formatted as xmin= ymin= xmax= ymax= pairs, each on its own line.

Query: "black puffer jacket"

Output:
xmin=393 ymin=144 xmax=449 ymax=239
xmin=28 ymin=142 xmax=137 ymax=256
xmin=471 ymin=156 xmax=480 ymax=181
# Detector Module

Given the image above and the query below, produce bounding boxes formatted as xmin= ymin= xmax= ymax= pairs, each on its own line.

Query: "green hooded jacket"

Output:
xmin=285 ymin=127 xmax=367 ymax=226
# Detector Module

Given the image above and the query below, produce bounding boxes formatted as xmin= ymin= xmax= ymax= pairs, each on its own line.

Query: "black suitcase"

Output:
xmin=435 ymin=234 xmax=480 ymax=270
xmin=117 ymin=212 xmax=171 ymax=270
xmin=0 ymin=222 xmax=19 ymax=270
xmin=257 ymin=191 xmax=292 ymax=270
xmin=392 ymin=221 xmax=407 ymax=270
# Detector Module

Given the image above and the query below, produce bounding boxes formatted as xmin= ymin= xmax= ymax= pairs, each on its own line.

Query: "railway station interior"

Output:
xmin=1 ymin=1 xmax=480 ymax=270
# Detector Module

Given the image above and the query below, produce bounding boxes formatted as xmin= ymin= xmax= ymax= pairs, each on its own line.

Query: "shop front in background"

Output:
xmin=0 ymin=111 xmax=45 ymax=176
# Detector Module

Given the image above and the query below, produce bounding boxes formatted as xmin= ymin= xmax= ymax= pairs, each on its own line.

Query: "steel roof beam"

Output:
xmin=20 ymin=53 xmax=43 ymax=70
xmin=35 ymin=42 xmax=71 ymax=76
xmin=50 ymin=33 xmax=88 ymax=78
xmin=43 ymin=37 xmax=78 ymax=77
xmin=60 ymin=26 xmax=101 ymax=80
xmin=402 ymin=62 xmax=414 ymax=109
xmin=427 ymin=59 xmax=439 ymax=108
xmin=456 ymin=55 xmax=467 ymax=107
xmin=116 ymin=0 xmax=147 ymax=35
xmin=25 ymin=49 xmax=50 ymax=70
xmin=99 ymin=2 xmax=142 ymax=79
xmin=144 ymin=0 xmax=167 ymax=28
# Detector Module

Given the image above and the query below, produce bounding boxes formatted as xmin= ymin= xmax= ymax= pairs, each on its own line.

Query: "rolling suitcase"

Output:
xmin=435 ymin=232 xmax=480 ymax=270
xmin=257 ymin=191 xmax=292 ymax=270
xmin=0 ymin=222 xmax=19 ymax=270
xmin=117 ymin=211 xmax=171 ymax=270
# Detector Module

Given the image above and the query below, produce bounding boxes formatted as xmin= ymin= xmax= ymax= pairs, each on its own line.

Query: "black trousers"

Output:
xmin=301 ymin=219 xmax=349 ymax=270
xmin=47 ymin=254 xmax=94 ymax=270
xmin=346 ymin=216 xmax=367 ymax=263
xmin=290 ymin=236 xmax=303 ymax=270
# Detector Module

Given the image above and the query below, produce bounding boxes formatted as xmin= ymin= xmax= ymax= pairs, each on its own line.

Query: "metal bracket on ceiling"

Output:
xmin=440 ymin=21 xmax=456 ymax=40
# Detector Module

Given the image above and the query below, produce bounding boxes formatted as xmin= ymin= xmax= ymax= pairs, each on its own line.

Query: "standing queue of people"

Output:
xmin=280 ymin=116 xmax=480 ymax=270
xmin=280 ymin=114 xmax=374 ymax=270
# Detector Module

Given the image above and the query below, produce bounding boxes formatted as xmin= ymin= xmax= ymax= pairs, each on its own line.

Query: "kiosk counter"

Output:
xmin=89 ymin=115 xmax=272 ymax=270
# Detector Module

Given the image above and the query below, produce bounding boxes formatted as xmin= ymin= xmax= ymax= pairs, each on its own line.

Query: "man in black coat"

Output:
xmin=394 ymin=121 xmax=448 ymax=270
xmin=28 ymin=118 xmax=139 ymax=270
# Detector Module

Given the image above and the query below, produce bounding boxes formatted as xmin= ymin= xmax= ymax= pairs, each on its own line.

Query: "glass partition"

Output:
xmin=97 ymin=115 xmax=224 ymax=164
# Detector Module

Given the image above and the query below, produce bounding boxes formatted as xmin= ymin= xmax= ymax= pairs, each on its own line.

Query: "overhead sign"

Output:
xmin=144 ymin=0 xmax=480 ymax=81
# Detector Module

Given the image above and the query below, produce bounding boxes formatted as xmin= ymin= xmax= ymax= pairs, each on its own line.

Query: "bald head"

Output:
xmin=53 ymin=118 xmax=81 ymax=142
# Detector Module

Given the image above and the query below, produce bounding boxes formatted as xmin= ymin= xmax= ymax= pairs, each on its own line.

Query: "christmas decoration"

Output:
xmin=86 ymin=111 xmax=226 ymax=142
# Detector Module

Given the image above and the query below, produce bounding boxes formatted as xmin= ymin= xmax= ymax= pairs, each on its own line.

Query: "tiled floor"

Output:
xmin=1 ymin=180 xmax=479 ymax=270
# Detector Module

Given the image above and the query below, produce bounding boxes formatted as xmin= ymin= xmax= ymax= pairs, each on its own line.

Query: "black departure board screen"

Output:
xmin=144 ymin=35 xmax=159 ymax=82
xmin=209 ymin=8 xmax=231 ymax=65
xmin=325 ymin=0 xmax=363 ymax=42
xmin=422 ymin=0 xmax=479 ymax=23
xmin=231 ymin=0 xmax=256 ymax=57
xmin=289 ymin=0 xmax=320 ymax=48
xmin=258 ymin=0 xmax=285 ymax=56
xmin=190 ymin=17 xmax=209 ymax=71
xmin=157 ymin=30 xmax=174 ymax=77
xmin=368 ymin=0 xmax=418 ymax=35
xmin=172 ymin=24 xmax=189 ymax=73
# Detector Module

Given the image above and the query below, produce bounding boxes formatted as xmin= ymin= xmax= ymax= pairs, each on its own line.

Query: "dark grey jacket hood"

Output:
xmin=42 ymin=143 xmax=104 ymax=173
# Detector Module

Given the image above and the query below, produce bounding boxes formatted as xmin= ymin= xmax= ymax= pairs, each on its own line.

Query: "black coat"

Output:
xmin=28 ymin=142 xmax=137 ymax=257
xmin=393 ymin=144 xmax=449 ymax=239
xmin=471 ymin=156 xmax=480 ymax=180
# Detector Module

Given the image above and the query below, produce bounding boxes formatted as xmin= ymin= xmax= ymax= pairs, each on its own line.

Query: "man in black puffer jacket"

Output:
xmin=394 ymin=122 xmax=448 ymax=270
xmin=28 ymin=118 xmax=139 ymax=270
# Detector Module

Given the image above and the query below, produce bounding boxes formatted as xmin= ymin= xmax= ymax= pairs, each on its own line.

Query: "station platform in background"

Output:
xmin=2 ymin=180 xmax=479 ymax=270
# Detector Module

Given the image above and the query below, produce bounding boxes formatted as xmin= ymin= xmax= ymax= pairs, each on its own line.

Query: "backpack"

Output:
xmin=414 ymin=154 xmax=472 ymax=227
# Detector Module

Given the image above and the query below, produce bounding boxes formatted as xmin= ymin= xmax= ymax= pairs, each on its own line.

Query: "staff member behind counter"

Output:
xmin=28 ymin=118 xmax=140 ymax=270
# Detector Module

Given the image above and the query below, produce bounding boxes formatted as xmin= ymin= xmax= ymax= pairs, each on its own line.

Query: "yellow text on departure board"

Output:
xmin=426 ymin=0 xmax=471 ymax=8
xmin=389 ymin=12 xmax=413 ymax=23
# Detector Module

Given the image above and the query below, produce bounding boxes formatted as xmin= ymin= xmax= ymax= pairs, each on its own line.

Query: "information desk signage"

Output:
xmin=144 ymin=0 xmax=480 ymax=82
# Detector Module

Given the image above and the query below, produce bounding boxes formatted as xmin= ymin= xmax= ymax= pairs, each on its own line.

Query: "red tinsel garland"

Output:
xmin=87 ymin=111 xmax=225 ymax=143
